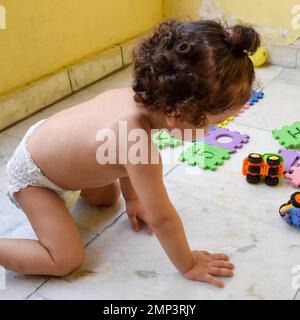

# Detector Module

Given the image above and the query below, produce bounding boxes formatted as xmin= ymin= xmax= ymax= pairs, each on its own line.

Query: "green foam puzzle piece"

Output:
xmin=179 ymin=142 xmax=231 ymax=171
xmin=153 ymin=130 xmax=183 ymax=149
xmin=272 ymin=122 xmax=300 ymax=149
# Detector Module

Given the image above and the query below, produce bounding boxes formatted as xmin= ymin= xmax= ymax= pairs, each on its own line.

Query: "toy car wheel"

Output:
xmin=268 ymin=167 xmax=279 ymax=176
xmin=248 ymin=165 xmax=261 ymax=174
xmin=266 ymin=155 xmax=281 ymax=166
xmin=279 ymin=204 xmax=286 ymax=217
xmin=291 ymin=192 xmax=300 ymax=208
xmin=248 ymin=153 xmax=262 ymax=164
xmin=265 ymin=176 xmax=279 ymax=186
xmin=246 ymin=174 xmax=260 ymax=184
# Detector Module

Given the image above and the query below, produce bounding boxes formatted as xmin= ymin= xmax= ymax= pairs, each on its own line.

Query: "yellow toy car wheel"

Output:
xmin=266 ymin=155 xmax=281 ymax=166
xmin=248 ymin=153 xmax=262 ymax=164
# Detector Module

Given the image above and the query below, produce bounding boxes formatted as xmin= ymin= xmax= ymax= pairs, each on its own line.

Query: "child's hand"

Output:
xmin=183 ymin=250 xmax=235 ymax=288
xmin=125 ymin=199 xmax=154 ymax=235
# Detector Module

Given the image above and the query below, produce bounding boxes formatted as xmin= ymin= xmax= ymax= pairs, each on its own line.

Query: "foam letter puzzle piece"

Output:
xmin=179 ymin=142 xmax=231 ymax=171
xmin=217 ymin=116 xmax=235 ymax=128
xmin=273 ymin=122 xmax=300 ymax=149
xmin=249 ymin=90 xmax=264 ymax=106
xmin=279 ymin=148 xmax=300 ymax=172
xmin=153 ymin=130 xmax=183 ymax=149
xmin=285 ymin=161 xmax=300 ymax=188
xmin=204 ymin=127 xmax=250 ymax=153
xmin=237 ymin=103 xmax=250 ymax=116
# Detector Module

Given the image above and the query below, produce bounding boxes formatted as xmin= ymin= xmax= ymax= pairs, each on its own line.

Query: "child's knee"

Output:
xmin=53 ymin=247 xmax=85 ymax=277
xmin=80 ymin=182 xmax=120 ymax=206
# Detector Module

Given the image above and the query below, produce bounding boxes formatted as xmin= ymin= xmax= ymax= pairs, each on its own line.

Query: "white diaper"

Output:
xmin=6 ymin=119 xmax=79 ymax=209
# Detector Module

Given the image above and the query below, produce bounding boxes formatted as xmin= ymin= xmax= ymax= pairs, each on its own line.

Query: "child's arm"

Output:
xmin=119 ymin=176 xmax=138 ymax=201
xmin=124 ymin=158 xmax=235 ymax=287
xmin=124 ymin=159 xmax=194 ymax=273
xmin=119 ymin=176 xmax=154 ymax=234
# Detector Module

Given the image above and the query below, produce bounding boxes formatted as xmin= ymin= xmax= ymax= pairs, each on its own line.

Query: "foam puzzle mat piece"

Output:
xmin=273 ymin=122 xmax=300 ymax=149
xmin=285 ymin=161 xmax=300 ymax=188
xmin=217 ymin=116 xmax=235 ymax=128
xmin=237 ymin=103 xmax=250 ymax=116
xmin=249 ymin=90 xmax=264 ymax=106
xmin=204 ymin=127 xmax=250 ymax=153
xmin=179 ymin=142 xmax=231 ymax=171
xmin=153 ymin=130 xmax=183 ymax=149
xmin=279 ymin=148 xmax=300 ymax=173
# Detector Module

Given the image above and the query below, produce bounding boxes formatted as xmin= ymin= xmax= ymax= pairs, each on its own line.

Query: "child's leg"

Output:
xmin=80 ymin=181 xmax=121 ymax=206
xmin=0 ymin=186 xmax=84 ymax=276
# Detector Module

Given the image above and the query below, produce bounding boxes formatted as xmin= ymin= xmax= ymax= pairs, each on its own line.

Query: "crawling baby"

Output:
xmin=2 ymin=19 xmax=260 ymax=288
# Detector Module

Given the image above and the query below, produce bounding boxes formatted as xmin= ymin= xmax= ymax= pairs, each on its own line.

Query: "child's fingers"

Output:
xmin=202 ymin=274 xmax=225 ymax=288
xmin=130 ymin=216 xmax=140 ymax=232
xmin=210 ymin=253 xmax=230 ymax=261
xmin=211 ymin=260 xmax=235 ymax=270
xmin=135 ymin=215 xmax=153 ymax=236
xmin=208 ymin=267 xmax=234 ymax=278
xmin=199 ymin=250 xmax=210 ymax=255
xmin=147 ymin=225 xmax=154 ymax=236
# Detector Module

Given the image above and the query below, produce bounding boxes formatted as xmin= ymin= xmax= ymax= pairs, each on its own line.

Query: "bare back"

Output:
xmin=27 ymin=87 xmax=150 ymax=191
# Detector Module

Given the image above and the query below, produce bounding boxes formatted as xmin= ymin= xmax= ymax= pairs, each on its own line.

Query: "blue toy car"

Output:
xmin=279 ymin=192 xmax=300 ymax=230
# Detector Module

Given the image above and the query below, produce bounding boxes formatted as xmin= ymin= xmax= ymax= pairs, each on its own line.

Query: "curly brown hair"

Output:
xmin=132 ymin=19 xmax=260 ymax=127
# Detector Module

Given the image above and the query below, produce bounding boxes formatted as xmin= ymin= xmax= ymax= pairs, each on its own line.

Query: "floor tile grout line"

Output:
xmin=261 ymin=67 xmax=286 ymax=89
xmin=27 ymin=291 xmax=47 ymax=300
xmin=164 ymin=182 xmax=291 ymax=229
xmin=293 ymin=288 xmax=299 ymax=300
xmin=231 ymin=121 xmax=273 ymax=133
xmin=84 ymin=211 xmax=127 ymax=248
xmin=25 ymin=277 xmax=51 ymax=300
xmin=163 ymin=163 xmax=181 ymax=178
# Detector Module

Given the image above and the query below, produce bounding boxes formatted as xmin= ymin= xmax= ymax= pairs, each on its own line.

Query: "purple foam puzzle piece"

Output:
xmin=204 ymin=127 xmax=250 ymax=153
xmin=279 ymin=148 xmax=300 ymax=173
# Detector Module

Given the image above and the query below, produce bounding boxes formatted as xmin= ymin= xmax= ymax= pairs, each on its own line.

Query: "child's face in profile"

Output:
xmin=165 ymin=104 xmax=244 ymax=142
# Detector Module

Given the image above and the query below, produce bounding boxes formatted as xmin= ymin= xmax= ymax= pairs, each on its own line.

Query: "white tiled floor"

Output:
xmin=0 ymin=65 xmax=300 ymax=300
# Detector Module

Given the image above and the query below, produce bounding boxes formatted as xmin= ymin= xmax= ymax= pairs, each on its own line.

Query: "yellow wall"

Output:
xmin=1 ymin=1 xmax=299 ymax=98
xmin=163 ymin=0 xmax=300 ymax=43
xmin=0 ymin=0 xmax=162 ymax=96
xmin=163 ymin=0 xmax=201 ymax=19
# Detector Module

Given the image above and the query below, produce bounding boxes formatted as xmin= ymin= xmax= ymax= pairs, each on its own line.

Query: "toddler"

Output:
xmin=2 ymin=19 xmax=260 ymax=288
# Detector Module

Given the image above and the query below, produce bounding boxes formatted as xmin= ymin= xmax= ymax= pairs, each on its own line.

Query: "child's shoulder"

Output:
xmin=104 ymin=87 xmax=152 ymax=131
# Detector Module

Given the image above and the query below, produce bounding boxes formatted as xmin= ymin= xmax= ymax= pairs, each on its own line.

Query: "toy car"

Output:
xmin=279 ymin=192 xmax=300 ymax=230
xmin=242 ymin=153 xmax=284 ymax=186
